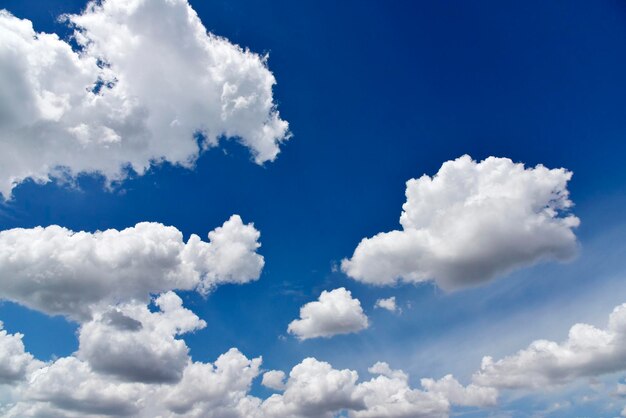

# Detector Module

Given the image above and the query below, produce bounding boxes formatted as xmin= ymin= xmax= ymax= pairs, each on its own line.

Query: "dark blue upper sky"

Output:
xmin=1 ymin=1 xmax=626 ymax=415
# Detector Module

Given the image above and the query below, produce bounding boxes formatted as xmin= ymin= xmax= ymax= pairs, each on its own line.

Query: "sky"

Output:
xmin=0 ymin=0 xmax=626 ymax=417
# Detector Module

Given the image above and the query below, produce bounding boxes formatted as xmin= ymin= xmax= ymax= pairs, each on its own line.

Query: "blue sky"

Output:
xmin=1 ymin=0 xmax=626 ymax=417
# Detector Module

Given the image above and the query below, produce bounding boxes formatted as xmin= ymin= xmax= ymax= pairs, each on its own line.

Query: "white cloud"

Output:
xmin=342 ymin=155 xmax=579 ymax=290
xmin=0 ymin=214 xmax=263 ymax=319
xmin=262 ymin=370 xmax=287 ymax=391
xmin=260 ymin=359 xmax=490 ymax=418
xmin=421 ymin=374 xmax=497 ymax=408
xmin=473 ymin=302 xmax=626 ymax=389
xmin=0 ymin=0 xmax=289 ymax=199
xmin=287 ymin=288 xmax=369 ymax=340
xmin=261 ymin=358 xmax=365 ymax=417
xmin=0 ymin=321 xmax=43 ymax=385
xmin=1 ymin=294 xmax=264 ymax=418
xmin=1 ymin=305 xmax=492 ymax=418
xmin=351 ymin=368 xmax=449 ymax=418
xmin=76 ymin=292 xmax=206 ymax=383
xmin=6 ymin=348 xmax=263 ymax=418
xmin=374 ymin=297 xmax=397 ymax=312
xmin=158 ymin=348 xmax=262 ymax=417
xmin=16 ymin=357 xmax=146 ymax=417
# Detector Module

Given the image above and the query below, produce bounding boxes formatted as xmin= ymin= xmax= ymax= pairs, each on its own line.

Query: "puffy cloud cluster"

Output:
xmin=4 ymin=347 xmax=263 ymax=418
xmin=0 ymin=290 xmax=265 ymax=417
xmin=342 ymin=155 xmax=579 ymax=290
xmin=0 ymin=213 xmax=493 ymax=417
xmin=0 ymin=215 xmax=263 ymax=319
xmin=0 ymin=0 xmax=289 ymax=199
xmin=473 ymin=303 xmax=626 ymax=389
xmin=0 ymin=300 xmax=494 ymax=418
xmin=260 ymin=360 xmax=495 ymax=418
xmin=287 ymin=288 xmax=369 ymax=340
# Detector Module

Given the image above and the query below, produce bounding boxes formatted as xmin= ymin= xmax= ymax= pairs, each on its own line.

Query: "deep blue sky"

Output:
xmin=2 ymin=0 xmax=626 ymax=415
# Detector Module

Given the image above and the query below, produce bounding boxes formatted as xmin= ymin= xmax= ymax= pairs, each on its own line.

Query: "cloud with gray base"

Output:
xmin=342 ymin=155 xmax=579 ymax=290
xmin=0 ymin=297 xmax=496 ymax=418
xmin=0 ymin=0 xmax=290 ymax=199
xmin=473 ymin=302 xmax=626 ymax=389
xmin=0 ymin=215 xmax=263 ymax=320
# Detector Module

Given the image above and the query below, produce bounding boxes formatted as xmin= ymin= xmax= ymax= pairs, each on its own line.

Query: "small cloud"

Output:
xmin=374 ymin=297 xmax=399 ymax=313
xmin=287 ymin=288 xmax=369 ymax=340
xmin=262 ymin=370 xmax=286 ymax=391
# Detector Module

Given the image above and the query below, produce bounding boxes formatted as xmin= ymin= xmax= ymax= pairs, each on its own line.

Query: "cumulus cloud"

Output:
xmin=261 ymin=358 xmax=365 ymax=417
xmin=421 ymin=374 xmax=497 ymax=408
xmin=342 ymin=155 xmax=579 ymax=290
xmin=473 ymin=302 xmax=626 ymax=389
xmin=260 ymin=359 xmax=493 ymax=418
xmin=16 ymin=357 xmax=146 ymax=417
xmin=0 ymin=214 xmax=263 ymax=319
xmin=77 ymin=292 xmax=206 ymax=383
xmin=5 ymin=348 xmax=263 ymax=418
xmin=0 ymin=0 xmax=289 ymax=199
xmin=0 ymin=289 xmax=492 ymax=418
xmin=374 ymin=296 xmax=397 ymax=312
xmin=159 ymin=348 xmax=262 ymax=417
xmin=287 ymin=288 xmax=369 ymax=340
xmin=262 ymin=370 xmax=287 ymax=391
xmin=0 ymin=321 xmax=43 ymax=385
xmin=1 ymin=294 xmax=264 ymax=418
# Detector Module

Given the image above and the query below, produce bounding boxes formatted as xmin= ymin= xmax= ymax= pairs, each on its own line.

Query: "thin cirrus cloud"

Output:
xmin=0 ymin=214 xmax=263 ymax=320
xmin=342 ymin=155 xmax=580 ymax=290
xmin=287 ymin=287 xmax=369 ymax=340
xmin=0 ymin=0 xmax=290 ymax=199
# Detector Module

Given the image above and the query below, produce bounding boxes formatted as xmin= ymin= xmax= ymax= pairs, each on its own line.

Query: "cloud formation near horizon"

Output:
xmin=5 ymin=293 xmax=626 ymax=416
xmin=473 ymin=302 xmax=626 ymax=389
xmin=0 ymin=310 xmax=494 ymax=418
xmin=0 ymin=0 xmax=290 ymax=199
xmin=342 ymin=155 xmax=579 ymax=290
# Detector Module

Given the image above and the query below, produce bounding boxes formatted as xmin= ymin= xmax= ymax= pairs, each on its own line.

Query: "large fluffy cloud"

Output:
xmin=0 ymin=215 xmax=263 ymax=319
xmin=473 ymin=302 xmax=626 ymax=389
xmin=342 ymin=155 xmax=579 ymax=290
xmin=0 ymin=0 xmax=289 ymax=199
xmin=287 ymin=288 xmax=369 ymax=340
